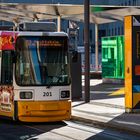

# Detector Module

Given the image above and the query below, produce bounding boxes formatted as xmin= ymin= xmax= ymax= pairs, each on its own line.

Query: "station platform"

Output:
xmin=71 ymin=79 xmax=140 ymax=135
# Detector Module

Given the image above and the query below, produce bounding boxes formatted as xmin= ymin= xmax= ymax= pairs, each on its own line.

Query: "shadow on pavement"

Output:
xmin=0 ymin=119 xmax=67 ymax=140
xmin=73 ymin=81 xmax=124 ymax=108
xmin=82 ymin=82 xmax=124 ymax=100
xmin=72 ymin=80 xmax=140 ymax=139
xmin=86 ymin=112 xmax=140 ymax=140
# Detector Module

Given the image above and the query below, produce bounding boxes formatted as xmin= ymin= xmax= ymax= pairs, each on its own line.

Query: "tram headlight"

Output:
xmin=61 ymin=90 xmax=70 ymax=98
xmin=20 ymin=92 xmax=33 ymax=99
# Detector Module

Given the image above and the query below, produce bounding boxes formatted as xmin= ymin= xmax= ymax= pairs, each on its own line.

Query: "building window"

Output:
xmin=118 ymin=27 xmax=120 ymax=35
xmin=133 ymin=0 xmax=136 ymax=5
xmin=112 ymin=28 xmax=114 ymax=36
xmin=108 ymin=29 xmax=110 ymax=36
xmin=121 ymin=26 xmax=124 ymax=34
xmin=99 ymin=30 xmax=106 ymax=38
xmin=90 ymin=29 xmax=92 ymax=42
xmin=128 ymin=0 xmax=131 ymax=5
xmin=83 ymin=29 xmax=84 ymax=43
xmin=115 ymin=28 xmax=117 ymax=35
xmin=125 ymin=1 xmax=127 ymax=5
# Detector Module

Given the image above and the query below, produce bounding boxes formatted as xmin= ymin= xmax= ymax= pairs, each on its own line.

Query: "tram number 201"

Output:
xmin=43 ymin=92 xmax=52 ymax=97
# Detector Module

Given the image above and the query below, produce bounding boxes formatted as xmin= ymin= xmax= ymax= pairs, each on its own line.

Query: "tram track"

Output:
xmin=22 ymin=120 xmax=140 ymax=140
xmin=0 ymin=119 xmax=139 ymax=140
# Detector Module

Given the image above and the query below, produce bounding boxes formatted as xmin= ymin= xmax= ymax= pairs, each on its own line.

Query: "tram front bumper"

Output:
xmin=17 ymin=100 xmax=71 ymax=122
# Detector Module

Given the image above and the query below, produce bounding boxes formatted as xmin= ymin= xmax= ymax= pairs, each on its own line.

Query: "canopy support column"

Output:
xmin=95 ymin=23 xmax=99 ymax=71
xmin=84 ymin=0 xmax=90 ymax=103
xmin=57 ymin=15 xmax=61 ymax=32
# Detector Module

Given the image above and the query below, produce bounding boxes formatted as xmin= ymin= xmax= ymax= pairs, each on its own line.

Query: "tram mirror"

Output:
xmin=72 ymin=51 xmax=78 ymax=63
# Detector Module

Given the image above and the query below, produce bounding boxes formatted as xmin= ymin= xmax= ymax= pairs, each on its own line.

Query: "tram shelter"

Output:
xmin=1 ymin=3 xmax=140 ymax=112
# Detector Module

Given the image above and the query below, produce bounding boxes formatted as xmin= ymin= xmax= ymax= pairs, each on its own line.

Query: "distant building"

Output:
xmin=1 ymin=0 xmax=139 ymax=71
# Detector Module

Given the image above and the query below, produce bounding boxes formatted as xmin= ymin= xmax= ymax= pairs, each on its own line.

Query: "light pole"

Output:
xmin=84 ymin=0 xmax=90 ymax=103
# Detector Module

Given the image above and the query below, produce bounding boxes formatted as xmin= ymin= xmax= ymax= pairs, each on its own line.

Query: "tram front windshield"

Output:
xmin=15 ymin=36 xmax=70 ymax=86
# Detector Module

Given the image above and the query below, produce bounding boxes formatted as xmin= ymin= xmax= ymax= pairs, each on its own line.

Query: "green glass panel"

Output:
xmin=91 ymin=7 xmax=105 ymax=13
xmin=102 ymin=35 xmax=124 ymax=79
xmin=90 ymin=7 xmax=122 ymax=13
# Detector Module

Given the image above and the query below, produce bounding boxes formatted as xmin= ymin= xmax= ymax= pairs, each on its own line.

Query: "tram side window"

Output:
xmin=1 ymin=51 xmax=13 ymax=85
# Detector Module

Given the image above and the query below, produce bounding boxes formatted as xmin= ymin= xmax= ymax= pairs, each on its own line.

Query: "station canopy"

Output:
xmin=1 ymin=3 xmax=140 ymax=24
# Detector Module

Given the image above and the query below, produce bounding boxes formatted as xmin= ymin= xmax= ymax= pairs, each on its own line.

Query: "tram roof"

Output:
xmin=1 ymin=3 xmax=140 ymax=24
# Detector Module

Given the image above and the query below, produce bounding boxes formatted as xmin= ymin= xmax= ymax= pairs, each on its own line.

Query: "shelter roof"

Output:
xmin=1 ymin=3 xmax=140 ymax=24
